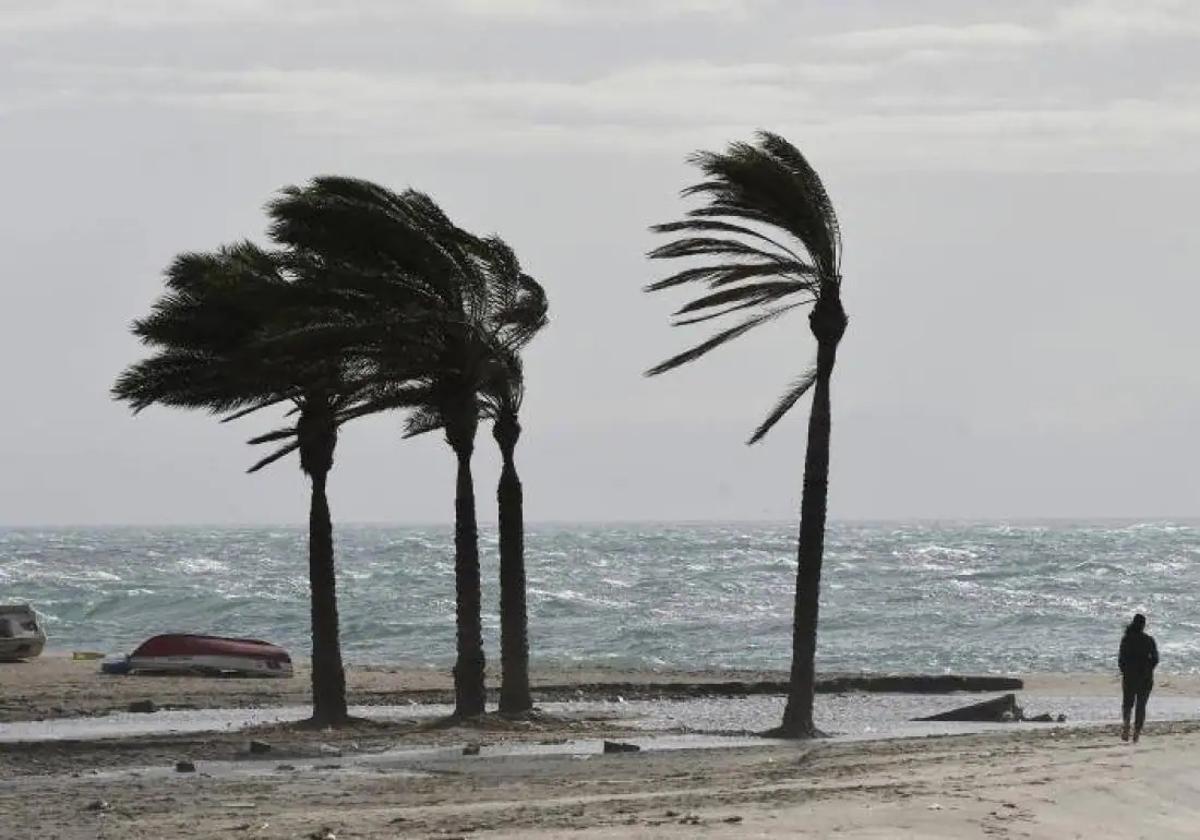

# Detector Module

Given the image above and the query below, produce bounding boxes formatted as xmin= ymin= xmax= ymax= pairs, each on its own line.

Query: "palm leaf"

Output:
xmin=673 ymin=280 xmax=812 ymax=319
xmin=646 ymin=131 xmax=842 ymax=442
xmin=651 ymin=218 xmax=805 ymax=262
xmin=403 ymin=405 xmax=447 ymax=438
xmin=645 ymin=260 xmax=810 ymax=293
xmin=747 ymin=367 xmax=818 ymax=445
xmin=246 ymin=440 xmax=302 ymax=474
xmin=646 ymin=304 xmax=799 ymax=376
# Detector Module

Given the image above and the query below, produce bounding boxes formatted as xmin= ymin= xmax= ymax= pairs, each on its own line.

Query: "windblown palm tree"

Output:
xmin=268 ymin=179 xmax=546 ymax=718
xmin=486 ymin=355 xmax=534 ymax=714
xmin=646 ymin=131 xmax=847 ymax=738
xmin=478 ymin=248 xmax=548 ymax=716
xmin=389 ymin=238 xmax=547 ymax=718
xmin=113 ymin=243 xmax=375 ymax=727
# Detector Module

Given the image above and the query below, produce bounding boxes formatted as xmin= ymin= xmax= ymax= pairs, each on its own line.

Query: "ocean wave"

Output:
xmin=175 ymin=556 xmax=231 ymax=574
xmin=5 ymin=521 xmax=1199 ymax=674
xmin=909 ymin=545 xmax=980 ymax=561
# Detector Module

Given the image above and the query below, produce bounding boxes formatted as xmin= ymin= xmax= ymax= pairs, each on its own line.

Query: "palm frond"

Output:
xmin=672 ymin=280 xmax=812 ymax=320
xmin=651 ymin=218 xmax=805 ymax=262
xmin=647 ymin=304 xmax=799 ymax=376
xmin=673 ymin=291 xmax=816 ymax=327
xmin=649 ymin=236 xmax=795 ymax=264
xmin=645 ymin=131 xmax=840 ymax=389
xmin=682 ymin=136 xmax=840 ymax=277
xmin=403 ymin=405 xmax=447 ymax=438
xmin=218 ymin=394 xmax=295 ymax=423
xmin=246 ymin=440 xmax=302 ymax=473
xmin=747 ymin=367 xmax=818 ymax=445
xmin=247 ymin=425 xmax=299 ymax=446
xmin=645 ymin=259 xmax=814 ymax=293
xmin=112 ymin=351 xmax=270 ymax=415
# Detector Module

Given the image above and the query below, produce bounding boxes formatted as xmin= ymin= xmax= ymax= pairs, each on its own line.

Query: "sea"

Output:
xmin=2 ymin=521 xmax=1198 ymax=675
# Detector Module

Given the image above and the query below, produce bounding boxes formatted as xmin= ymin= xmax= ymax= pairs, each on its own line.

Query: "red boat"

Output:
xmin=124 ymin=634 xmax=293 ymax=678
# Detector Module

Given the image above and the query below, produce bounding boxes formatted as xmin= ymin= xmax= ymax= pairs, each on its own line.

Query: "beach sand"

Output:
xmin=6 ymin=716 xmax=1200 ymax=838
xmin=6 ymin=659 xmax=1200 ymax=838
xmin=0 ymin=656 xmax=802 ymax=722
xmin=8 ymin=655 xmax=1200 ymax=722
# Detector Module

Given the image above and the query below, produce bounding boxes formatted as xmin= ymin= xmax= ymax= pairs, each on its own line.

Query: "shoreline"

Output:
xmin=4 ymin=655 xmax=1199 ymax=723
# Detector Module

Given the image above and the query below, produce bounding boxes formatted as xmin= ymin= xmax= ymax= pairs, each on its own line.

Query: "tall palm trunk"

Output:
xmin=779 ymin=291 xmax=847 ymax=738
xmin=299 ymin=399 xmax=348 ymax=727
xmin=494 ymin=414 xmax=533 ymax=715
xmin=307 ymin=469 xmax=348 ymax=725
xmin=448 ymin=414 xmax=487 ymax=717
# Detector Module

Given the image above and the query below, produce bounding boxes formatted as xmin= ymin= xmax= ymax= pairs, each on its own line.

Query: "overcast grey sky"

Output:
xmin=2 ymin=0 xmax=1199 ymax=526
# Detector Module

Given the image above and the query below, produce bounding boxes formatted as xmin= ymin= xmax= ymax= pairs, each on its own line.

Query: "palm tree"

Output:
xmin=113 ymin=243 xmax=374 ymax=727
xmin=479 ymin=251 xmax=548 ymax=715
xmin=393 ymin=238 xmax=547 ymax=718
xmin=488 ymin=357 xmax=533 ymax=714
xmin=645 ymin=131 xmax=847 ymax=738
xmin=268 ymin=180 xmax=546 ymax=718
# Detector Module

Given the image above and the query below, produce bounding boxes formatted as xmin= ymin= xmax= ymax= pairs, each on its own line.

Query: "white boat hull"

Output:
xmin=128 ymin=653 xmax=293 ymax=678
xmin=0 ymin=637 xmax=46 ymax=661
xmin=0 ymin=605 xmax=47 ymax=661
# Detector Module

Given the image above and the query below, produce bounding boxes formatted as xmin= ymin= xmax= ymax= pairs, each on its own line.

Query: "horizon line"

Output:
xmin=2 ymin=515 xmax=1197 ymax=530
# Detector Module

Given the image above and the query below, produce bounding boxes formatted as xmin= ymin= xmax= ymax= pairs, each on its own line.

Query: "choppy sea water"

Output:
xmin=1 ymin=521 xmax=1197 ymax=674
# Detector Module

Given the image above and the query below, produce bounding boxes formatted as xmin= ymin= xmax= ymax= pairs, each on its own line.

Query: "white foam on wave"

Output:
xmin=910 ymin=544 xmax=980 ymax=561
xmin=175 ymin=556 xmax=230 ymax=574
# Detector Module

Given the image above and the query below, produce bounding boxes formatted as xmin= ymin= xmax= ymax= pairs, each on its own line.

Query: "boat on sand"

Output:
xmin=105 ymin=634 xmax=293 ymax=678
xmin=0 ymin=604 xmax=47 ymax=661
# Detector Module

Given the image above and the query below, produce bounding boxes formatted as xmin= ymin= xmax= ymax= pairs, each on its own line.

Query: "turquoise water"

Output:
xmin=1 ymin=521 xmax=1197 ymax=674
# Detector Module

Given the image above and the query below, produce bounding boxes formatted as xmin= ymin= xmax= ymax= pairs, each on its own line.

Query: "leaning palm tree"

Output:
xmin=113 ymin=243 xmax=374 ymax=727
xmin=486 ymin=357 xmax=533 ymax=714
xmin=646 ymin=131 xmax=847 ymax=738
xmin=390 ymin=237 xmax=547 ymax=718
xmin=477 ymin=244 xmax=548 ymax=715
xmin=267 ymin=179 xmax=522 ymax=717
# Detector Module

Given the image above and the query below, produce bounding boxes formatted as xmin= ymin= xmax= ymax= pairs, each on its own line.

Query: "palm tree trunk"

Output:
xmin=495 ymin=417 xmax=533 ymax=715
xmin=779 ymin=292 xmax=846 ymax=738
xmin=451 ymin=434 xmax=487 ymax=717
xmin=308 ymin=469 xmax=349 ymax=726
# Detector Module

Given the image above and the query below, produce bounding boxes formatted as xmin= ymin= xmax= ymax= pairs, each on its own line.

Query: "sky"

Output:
xmin=2 ymin=0 xmax=1199 ymax=526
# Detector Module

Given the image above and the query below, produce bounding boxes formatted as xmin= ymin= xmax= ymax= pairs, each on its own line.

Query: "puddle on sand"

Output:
xmin=51 ymin=733 xmax=790 ymax=785
xmin=5 ymin=693 xmax=1200 ymax=745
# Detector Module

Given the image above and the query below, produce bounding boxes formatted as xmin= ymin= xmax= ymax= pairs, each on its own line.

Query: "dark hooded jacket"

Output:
xmin=1119 ymin=629 xmax=1159 ymax=683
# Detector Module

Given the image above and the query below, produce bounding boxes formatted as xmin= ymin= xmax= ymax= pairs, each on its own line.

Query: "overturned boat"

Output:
xmin=0 ymin=604 xmax=47 ymax=661
xmin=114 ymin=634 xmax=293 ymax=678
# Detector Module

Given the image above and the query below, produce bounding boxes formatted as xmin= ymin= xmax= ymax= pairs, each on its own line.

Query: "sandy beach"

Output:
xmin=9 ymin=655 xmax=1200 ymax=722
xmin=5 ymin=658 xmax=1200 ymax=838
xmin=0 ymin=656 xmax=802 ymax=722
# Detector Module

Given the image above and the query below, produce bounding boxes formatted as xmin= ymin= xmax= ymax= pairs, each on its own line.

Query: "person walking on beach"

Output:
xmin=1118 ymin=613 xmax=1158 ymax=742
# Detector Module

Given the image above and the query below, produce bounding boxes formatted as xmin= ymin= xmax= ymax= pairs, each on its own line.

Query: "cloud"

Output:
xmin=17 ymin=59 xmax=820 ymax=133
xmin=441 ymin=0 xmax=762 ymax=21
xmin=820 ymin=22 xmax=1046 ymax=51
xmin=1056 ymin=0 xmax=1200 ymax=38
xmin=7 ymin=1 xmax=1200 ymax=172
xmin=0 ymin=0 xmax=291 ymax=32
xmin=0 ymin=0 xmax=762 ymax=33
xmin=13 ymin=54 xmax=1200 ymax=172
xmin=819 ymin=0 xmax=1200 ymax=57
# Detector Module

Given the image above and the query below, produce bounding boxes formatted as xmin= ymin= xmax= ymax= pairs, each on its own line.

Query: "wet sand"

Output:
xmin=8 ymin=658 xmax=1200 ymax=838
xmin=0 ymin=655 xmax=796 ymax=721
xmin=7 ymin=716 xmax=1200 ymax=838
xmin=10 ymin=655 xmax=1199 ymax=723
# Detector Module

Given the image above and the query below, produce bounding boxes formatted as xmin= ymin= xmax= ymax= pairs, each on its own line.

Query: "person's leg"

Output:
xmin=1121 ymin=679 xmax=1135 ymax=740
xmin=1133 ymin=682 xmax=1151 ymax=741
